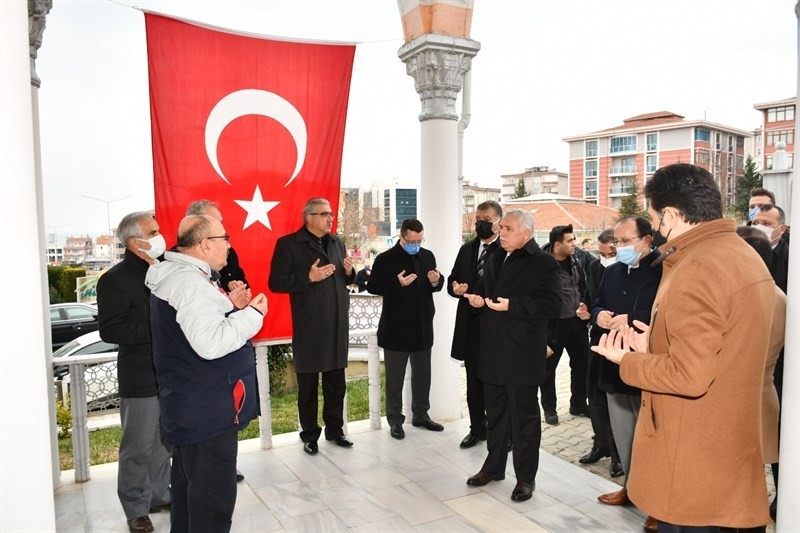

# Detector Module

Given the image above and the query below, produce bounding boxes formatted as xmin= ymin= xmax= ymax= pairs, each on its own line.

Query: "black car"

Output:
xmin=50 ymin=303 xmax=100 ymax=351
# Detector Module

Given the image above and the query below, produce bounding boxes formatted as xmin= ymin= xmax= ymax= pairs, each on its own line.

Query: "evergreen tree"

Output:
xmin=734 ymin=155 xmax=763 ymax=220
xmin=616 ymin=180 xmax=649 ymax=221
xmin=512 ymin=177 xmax=528 ymax=199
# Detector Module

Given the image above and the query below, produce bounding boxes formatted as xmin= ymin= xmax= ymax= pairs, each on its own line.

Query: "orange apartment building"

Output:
xmin=563 ymin=111 xmax=751 ymax=209
xmin=753 ymin=96 xmax=795 ymax=170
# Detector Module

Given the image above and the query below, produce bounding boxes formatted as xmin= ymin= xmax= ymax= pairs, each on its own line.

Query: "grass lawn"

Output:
xmin=59 ymin=371 xmax=385 ymax=471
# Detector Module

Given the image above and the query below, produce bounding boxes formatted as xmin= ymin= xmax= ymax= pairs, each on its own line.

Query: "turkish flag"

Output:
xmin=145 ymin=13 xmax=355 ymax=341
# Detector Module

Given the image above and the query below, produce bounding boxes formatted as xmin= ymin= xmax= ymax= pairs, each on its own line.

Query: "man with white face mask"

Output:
xmin=752 ymin=203 xmax=789 ymax=294
xmin=97 ymin=211 xmax=170 ymax=533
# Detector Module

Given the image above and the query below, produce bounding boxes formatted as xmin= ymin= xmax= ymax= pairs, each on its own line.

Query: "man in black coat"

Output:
xmin=463 ymin=209 xmax=562 ymax=502
xmin=269 ymin=198 xmax=356 ymax=455
xmin=97 ymin=211 xmax=171 ymax=533
xmin=447 ymin=200 xmax=502 ymax=448
xmin=368 ymin=219 xmax=444 ymax=439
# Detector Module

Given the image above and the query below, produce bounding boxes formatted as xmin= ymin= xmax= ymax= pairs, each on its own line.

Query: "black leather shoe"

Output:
xmin=544 ymin=411 xmax=559 ymax=425
xmin=569 ymin=405 xmax=590 ymax=417
xmin=127 ymin=516 xmax=154 ymax=533
xmin=390 ymin=424 xmax=405 ymax=440
xmin=460 ymin=433 xmax=486 ymax=448
xmin=511 ymin=480 xmax=534 ymax=502
xmin=331 ymin=435 xmax=354 ymax=447
xmin=303 ymin=441 xmax=318 ymax=455
xmin=466 ymin=471 xmax=505 ymax=486
xmin=236 ymin=470 xmax=245 ymax=483
xmin=579 ymin=447 xmax=610 ymax=464
xmin=610 ymin=461 xmax=624 ymax=478
xmin=149 ymin=502 xmax=170 ymax=513
xmin=412 ymin=419 xmax=444 ymax=431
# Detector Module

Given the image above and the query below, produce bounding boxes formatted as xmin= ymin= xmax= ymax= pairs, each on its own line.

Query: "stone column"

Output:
xmin=1 ymin=0 xmax=56 ymax=529
xmin=399 ymin=34 xmax=480 ymax=422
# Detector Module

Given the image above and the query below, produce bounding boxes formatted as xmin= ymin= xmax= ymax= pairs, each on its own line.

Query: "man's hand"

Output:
xmin=397 ymin=270 xmax=417 ymax=287
xmin=309 ymin=258 xmax=335 ymax=283
xmin=485 ymin=297 xmax=509 ymax=312
xmin=452 ymin=281 xmax=469 ymax=296
xmin=427 ymin=269 xmax=441 ymax=285
xmin=228 ymin=280 xmax=246 ymax=292
xmin=608 ymin=313 xmax=629 ymax=331
xmin=596 ymin=310 xmax=615 ymax=329
xmin=249 ymin=293 xmax=268 ymax=315
xmin=576 ymin=302 xmax=590 ymax=321
xmin=464 ymin=293 xmax=485 ymax=308
xmin=343 ymin=256 xmax=354 ymax=276
xmin=228 ymin=282 xmax=251 ymax=309
xmin=590 ymin=328 xmax=630 ymax=365
xmin=627 ymin=320 xmax=650 ymax=353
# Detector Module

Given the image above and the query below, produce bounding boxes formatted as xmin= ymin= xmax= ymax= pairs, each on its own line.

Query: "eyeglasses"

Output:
xmin=206 ymin=234 xmax=230 ymax=242
xmin=611 ymin=236 xmax=641 ymax=247
xmin=309 ymin=212 xmax=334 ymax=218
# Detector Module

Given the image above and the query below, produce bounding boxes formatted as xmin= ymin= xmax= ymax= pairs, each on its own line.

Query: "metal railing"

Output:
xmin=608 ymin=165 xmax=637 ymax=175
xmin=609 ymin=186 xmax=634 ymax=195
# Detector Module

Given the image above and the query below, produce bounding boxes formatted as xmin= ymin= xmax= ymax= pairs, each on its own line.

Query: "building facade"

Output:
xmin=563 ymin=111 xmax=751 ymax=209
xmin=500 ymin=166 xmax=568 ymax=203
xmin=753 ymin=97 xmax=796 ymax=170
xmin=62 ymin=236 xmax=92 ymax=265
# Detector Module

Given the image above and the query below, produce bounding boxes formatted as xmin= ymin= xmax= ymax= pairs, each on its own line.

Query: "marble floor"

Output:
xmin=54 ymin=417 xmax=647 ymax=532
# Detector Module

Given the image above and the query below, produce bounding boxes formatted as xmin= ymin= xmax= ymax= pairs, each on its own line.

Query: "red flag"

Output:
xmin=145 ymin=13 xmax=355 ymax=341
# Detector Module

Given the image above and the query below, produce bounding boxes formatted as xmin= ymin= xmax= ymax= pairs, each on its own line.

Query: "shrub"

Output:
xmin=58 ymin=268 xmax=86 ymax=303
xmin=48 ymin=266 xmax=65 ymax=303
xmin=267 ymin=344 xmax=291 ymax=392
xmin=56 ymin=399 xmax=72 ymax=439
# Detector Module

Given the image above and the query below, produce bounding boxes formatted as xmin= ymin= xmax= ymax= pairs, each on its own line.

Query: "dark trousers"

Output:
xmin=296 ymin=368 xmax=346 ymax=443
xmin=586 ymin=350 xmax=619 ymax=462
xmin=541 ymin=317 xmax=589 ymax=413
xmin=171 ymin=431 xmax=238 ymax=533
xmin=464 ymin=316 xmax=486 ymax=437
xmin=481 ymin=383 xmax=541 ymax=482
xmin=384 ymin=348 xmax=432 ymax=426
xmin=657 ymin=522 xmax=765 ymax=533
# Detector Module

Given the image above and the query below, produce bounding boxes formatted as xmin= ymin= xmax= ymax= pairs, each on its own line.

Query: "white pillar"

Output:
xmin=777 ymin=4 xmax=800 ymax=530
xmin=399 ymin=34 xmax=480 ymax=421
xmin=0 ymin=0 xmax=56 ymax=530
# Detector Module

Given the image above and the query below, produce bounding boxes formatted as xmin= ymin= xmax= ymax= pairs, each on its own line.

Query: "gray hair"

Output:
xmin=476 ymin=200 xmax=503 ymax=219
xmin=177 ymin=215 xmax=213 ymax=248
xmin=117 ymin=211 xmax=154 ymax=248
xmin=503 ymin=209 xmax=534 ymax=233
xmin=186 ymin=199 xmax=218 ymax=216
xmin=301 ymin=197 xmax=331 ymax=224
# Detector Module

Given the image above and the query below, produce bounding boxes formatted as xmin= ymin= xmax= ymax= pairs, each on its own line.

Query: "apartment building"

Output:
xmin=63 ymin=236 xmax=93 ymax=265
xmin=563 ymin=111 xmax=751 ymax=209
xmin=500 ymin=166 xmax=568 ymax=203
xmin=753 ymin=97 xmax=795 ymax=170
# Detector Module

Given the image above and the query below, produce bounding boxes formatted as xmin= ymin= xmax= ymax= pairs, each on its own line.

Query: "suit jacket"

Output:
xmin=268 ymin=227 xmax=355 ymax=373
xmin=473 ymin=238 xmax=562 ymax=387
xmin=620 ymin=219 xmax=774 ymax=527
xmin=368 ymin=242 xmax=443 ymax=352
xmin=447 ymin=237 xmax=500 ymax=360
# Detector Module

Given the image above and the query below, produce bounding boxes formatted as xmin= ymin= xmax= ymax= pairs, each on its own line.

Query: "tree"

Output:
xmin=336 ymin=191 xmax=374 ymax=253
xmin=512 ymin=177 xmax=528 ymax=199
xmin=616 ymin=180 xmax=649 ymax=221
xmin=734 ymin=155 xmax=763 ymax=221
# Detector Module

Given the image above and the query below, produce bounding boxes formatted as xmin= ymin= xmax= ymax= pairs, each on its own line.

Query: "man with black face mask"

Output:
xmin=447 ymin=201 xmax=503 ymax=448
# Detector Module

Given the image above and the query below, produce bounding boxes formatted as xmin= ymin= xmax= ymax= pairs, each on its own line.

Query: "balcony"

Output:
xmin=608 ymin=186 xmax=634 ymax=196
xmin=608 ymin=165 xmax=637 ymax=177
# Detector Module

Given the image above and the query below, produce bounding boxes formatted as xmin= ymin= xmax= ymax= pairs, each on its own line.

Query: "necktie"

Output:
xmin=476 ymin=243 xmax=489 ymax=282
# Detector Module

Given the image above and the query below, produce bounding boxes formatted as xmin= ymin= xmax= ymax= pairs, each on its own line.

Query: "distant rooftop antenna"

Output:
xmin=703 ymin=110 xmax=707 ymax=120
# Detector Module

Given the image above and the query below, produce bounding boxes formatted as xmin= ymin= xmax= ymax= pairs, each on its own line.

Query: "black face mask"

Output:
xmin=475 ymin=220 xmax=495 ymax=240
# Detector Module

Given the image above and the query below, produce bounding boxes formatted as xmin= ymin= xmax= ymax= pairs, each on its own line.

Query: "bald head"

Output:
xmin=177 ymin=215 xmax=215 ymax=248
xmin=176 ymin=214 xmax=230 ymax=271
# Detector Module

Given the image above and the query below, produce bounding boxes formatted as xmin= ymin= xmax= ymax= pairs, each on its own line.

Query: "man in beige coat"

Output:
xmin=593 ymin=164 xmax=774 ymax=531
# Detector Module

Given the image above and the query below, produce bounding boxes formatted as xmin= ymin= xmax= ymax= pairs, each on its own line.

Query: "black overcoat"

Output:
xmin=368 ymin=242 xmax=443 ymax=352
xmin=474 ymin=238 xmax=562 ymax=387
xmin=268 ymin=227 xmax=355 ymax=373
xmin=446 ymin=237 xmax=500 ymax=360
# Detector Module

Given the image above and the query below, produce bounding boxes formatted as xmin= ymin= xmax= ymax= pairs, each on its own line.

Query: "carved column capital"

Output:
xmin=398 ymin=34 xmax=480 ymax=121
xmin=28 ymin=0 xmax=52 ymax=88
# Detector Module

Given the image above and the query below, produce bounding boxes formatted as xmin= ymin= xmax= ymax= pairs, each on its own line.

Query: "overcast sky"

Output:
xmin=37 ymin=0 xmax=796 ymax=237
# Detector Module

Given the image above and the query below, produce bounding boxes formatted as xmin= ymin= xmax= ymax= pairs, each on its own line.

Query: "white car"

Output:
xmin=53 ymin=331 xmax=120 ymax=412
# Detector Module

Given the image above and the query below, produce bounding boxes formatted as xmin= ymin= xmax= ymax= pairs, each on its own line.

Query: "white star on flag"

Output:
xmin=235 ymin=185 xmax=280 ymax=230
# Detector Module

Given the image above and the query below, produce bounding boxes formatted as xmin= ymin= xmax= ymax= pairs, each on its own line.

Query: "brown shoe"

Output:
xmin=598 ymin=487 xmax=630 ymax=506
xmin=127 ymin=516 xmax=154 ymax=533
xmin=466 ymin=471 xmax=505 ymax=486
xmin=149 ymin=502 xmax=170 ymax=513
xmin=643 ymin=515 xmax=658 ymax=533
xmin=511 ymin=480 xmax=534 ymax=502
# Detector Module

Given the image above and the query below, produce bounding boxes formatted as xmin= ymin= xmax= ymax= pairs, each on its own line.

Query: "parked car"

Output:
xmin=50 ymin=302 xmax=99 ymax=351
xmin=53 ymin=331 xmax=119 ymax=411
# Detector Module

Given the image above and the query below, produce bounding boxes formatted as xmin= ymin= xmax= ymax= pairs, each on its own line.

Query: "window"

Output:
xmin=736 ymin=155 xmax=744 ymax=170
xmin=585 ymin=160 xmax=598 ymax=177
xmin=767 ymin=105 xmax=795 ymax=123
xmin=766 ymin=130 xmax=794 ymax=146
xmin=695 ymin=149 xmax=710 ymax=164
xmin=646 ymin=155 xmax=658 ymax=173
xmin=715 ymin=132 xmax=721 ymax=150
xmin=766 ymin=155 xmax=773 ymax=170
xmin=737 ymin=136 xmax=745 ymax=149
xmin=610 ymin=135 xmax=636 ymax=153
xmin=50 ymin=309 xmax=62 ymax=321
xmin=695 ymin=128 xmax=710 ymax=142
xmin=728 ymin=135 xmax=734 ymax=152
xmin=65 ymin=306 xmax=95 ymax=320
xmin=585 ymin=180 xmax=598 ymax=197
xmin=585 ymin=140 xmax=598 ymax=157
xmin=646 ymin=133 xmax=658 ymax=151
xmin=75 ymin=341 xmax=119 ymax=356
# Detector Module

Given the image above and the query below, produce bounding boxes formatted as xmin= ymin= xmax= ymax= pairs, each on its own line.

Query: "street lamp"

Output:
xmin=80 ymin=194 xmax=131 ymax=239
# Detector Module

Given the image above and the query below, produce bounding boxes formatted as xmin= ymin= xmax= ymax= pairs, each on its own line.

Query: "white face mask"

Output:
xmin=136 ymin=234 xmax=166 ymax=259
xmin=600 ymin=256 xmax=617 ymax=268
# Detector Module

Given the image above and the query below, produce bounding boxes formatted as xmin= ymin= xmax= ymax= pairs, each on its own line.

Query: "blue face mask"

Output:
xmin=748 ymin=207 xmax=759 ymax=221
xmin=616 ymin=245 xmax=642 ymax=266
xmin=403 ymin=242 xmax=421 ymax=255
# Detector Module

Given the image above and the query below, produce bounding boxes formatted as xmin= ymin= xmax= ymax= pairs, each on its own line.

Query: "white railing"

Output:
xmin=608 ymin=165 xmax=637 ymax=175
